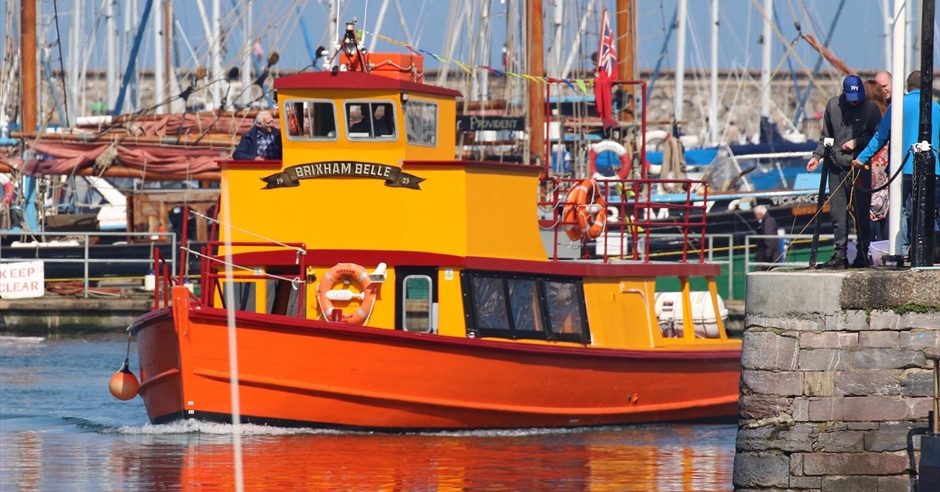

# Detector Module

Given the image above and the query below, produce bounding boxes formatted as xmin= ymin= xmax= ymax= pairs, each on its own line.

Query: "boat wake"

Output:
xmin=110 ymin=419 xmax=346 ymax=436
xmin=0 ymin=336 xmax=45 ymax=345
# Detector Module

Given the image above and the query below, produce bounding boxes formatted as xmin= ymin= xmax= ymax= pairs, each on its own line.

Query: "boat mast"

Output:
xmin=211 ymin=0 xmax=222 ymax=110
xmin=68 ymin=0 xmax=81 ymax=124
xmin=526 ymin=0 xmax=545 ymax=164
xmin=709 ymin=0 xmax=719 ymax=145
xmin=883 ymin=0 xmax=892 ymax=69
xmin=105 ymin=0 xmax=117 ymax=111
xmin=616 ymin=0 xmax=636 ymax=120
xmin=152 ymin=0 xmax=166 ymax=114
xmin=164 ymin=0 xmax=173 ymax=113
xmin=674 ymin=0 xmax=687 ymax=125
xmin=760 ymin=0 xmax=772 ymax=121
xmin=241 ymin=0 xmax=252 ymax=108
xmin=21 ymin=0 xmax=36 ymax=131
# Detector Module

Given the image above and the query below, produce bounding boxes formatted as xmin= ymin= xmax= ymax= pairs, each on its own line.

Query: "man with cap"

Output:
xmin=806 ymin=75 xmax=882 ymax=269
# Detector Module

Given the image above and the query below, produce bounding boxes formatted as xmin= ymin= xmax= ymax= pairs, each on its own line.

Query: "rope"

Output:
xmin=660 ymin=137 xmax=687 ymax=193
xmin=189 ymin=210 xmax=306 ymax=255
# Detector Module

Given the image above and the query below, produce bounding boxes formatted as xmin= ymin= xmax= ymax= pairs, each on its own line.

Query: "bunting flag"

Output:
xmin=366 ymin=31 xmax=594 ymax=94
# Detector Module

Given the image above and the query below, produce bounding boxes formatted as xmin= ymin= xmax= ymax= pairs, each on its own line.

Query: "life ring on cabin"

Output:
xmin=317 ymin=263 xmax=377 ymax=325
xmin=588 ymin=140 xmax=631 ymax=179
xmin=561 ymin=179 xmax=607 ymax=241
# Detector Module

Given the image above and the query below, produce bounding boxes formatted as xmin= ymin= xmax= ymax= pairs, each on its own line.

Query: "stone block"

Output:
xmin=732 ymin=452 xmax=790 ymax=489
xmin=801 ymin=332 xmax=840 ymax=348
xmin=851 ymin=349 xmax=926 ymax=370
xmin=736 ymin=426 xmax=775 ymax=452
xmin=742 ymin=370 xmax=804 ymax=396
xmin=900 ymin=369 xmax=933 ymax=397
xmin=846 ymin=422 xmax=878 ymax=430
xmin=789 ymin=475 xmax=821 ymax=489
xmin=877 ymin=476 xmax=911 ymax=492
xmin=869 ymin=311 xmax=900 ymax=330
xmin=841 ymin=397 xmax=910 ymax=421
xmin=790 ymin=452 xmax=803 ymax=476
xmin=833 ymin=372 xmax=900 ymax=396
xmin=746 ymin=272 xmax=845 ymax=317
xmin=899 ymin=330 xmax=940 ymax=349
xmin=825 ymin=312 xmax=869 ymax=332
xmin=742 ymin=331 xmax=798 ymax=371
xmin=865 ymin=423 xmax=921 ymax=452
xmin=800 ymin=349 xmax=852 ymax=371
xmin=802 ymin=452 xmax=908 ymax=475
xmin=793 ymin=398 xmax=809 ymax=421
xmin=898 ymin=312 xmax=940 ymax=330
xmin=804 ymin=371 xmax=835 ymax=397
xmin=858 ymin=331 xmax=899 ymax=348
xmin=820 ymin=476 xmax=878 ymax=492
xmin=740 ymin=395 xmax=793 ymax=420
xmin=746 ymin=315 xmax=824 ymax=331
xmin=808 ymin=397 xmax=843 ymax=421
xmin=838 ymin=332 xmax=859 ymax=348
xmin=813 ymin=430 xmax=865 ymax=452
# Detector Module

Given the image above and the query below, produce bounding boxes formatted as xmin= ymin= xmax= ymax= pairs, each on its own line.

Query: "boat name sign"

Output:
xmin=262 ymin=161 xmax=425 ymax=190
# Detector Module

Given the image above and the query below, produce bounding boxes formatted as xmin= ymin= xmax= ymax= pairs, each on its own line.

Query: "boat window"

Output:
xmin=544 ymin=281 xmax=586 ymax=338
xmin=284 ymin=100 xmax=337 ymax=140
xmin=402 ymin=275 xmax=433 ymax=333
xmin=405 ymin=100 xmax=437 ymax=147
xmin=470 ymin=277 xmax=510 ymax=329
xmin=508 ymin=279 xmax=543 ymax=332
xmin=346 ymin=101 xmax=397 ymax=139
xmin=265 ymin=279 xmax=302 ymax=318
xmin=222 ymin=282 xmax=256 ymax=312
xmin=463 ymin=272 xmax=584 ymax=342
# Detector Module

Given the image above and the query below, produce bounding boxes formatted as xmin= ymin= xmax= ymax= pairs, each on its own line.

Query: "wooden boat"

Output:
xmin=129 ymin=32 xmax=741 ymax=431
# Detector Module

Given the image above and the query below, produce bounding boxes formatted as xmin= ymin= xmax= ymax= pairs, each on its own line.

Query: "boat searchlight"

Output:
xmin=369 ymin=262 xmax=388 ymax=284
xmin=342 ymin=22 xmax=359 ymax=58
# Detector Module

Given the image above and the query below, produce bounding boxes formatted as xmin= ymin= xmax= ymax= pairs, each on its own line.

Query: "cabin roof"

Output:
xmin=273 ymin=71 xmax=463 ymax=99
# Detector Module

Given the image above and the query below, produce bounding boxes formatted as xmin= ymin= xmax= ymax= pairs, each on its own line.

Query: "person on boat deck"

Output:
xmin=862 ymin=79 xmax=890 ymax=243
xmin=806 ymin=75 xmax=881 ymax=270
xmin=233 ymin=111 xmax=282 ymax=160
xmin=875 ymin=71 xmax=892 ymax=107
xmin=854 ymin=70 xmax=940 ymax=256
xmin=350 ymin=104 xmax=392 ymax=137
xmin=752 ymin=205 xmax=780 ymax=271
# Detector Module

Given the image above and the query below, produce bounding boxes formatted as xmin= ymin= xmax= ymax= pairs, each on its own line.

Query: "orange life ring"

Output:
xmin=317 ymin=263 xmax=376 ymax=325
xmin=588 ymin=140 xmax=631 ymax=179
xmin=561 ymin=179 xmax=607 ymax=241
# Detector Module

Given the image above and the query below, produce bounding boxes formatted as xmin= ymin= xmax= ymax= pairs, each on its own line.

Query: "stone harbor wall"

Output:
xmin=734 ymin=270 xmax=940 ymax=492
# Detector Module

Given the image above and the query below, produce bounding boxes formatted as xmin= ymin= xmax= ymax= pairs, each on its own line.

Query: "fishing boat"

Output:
xmin=123 ymin=23 xmax=742 ymax=431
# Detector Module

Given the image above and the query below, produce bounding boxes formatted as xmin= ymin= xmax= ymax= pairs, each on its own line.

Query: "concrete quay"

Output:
xmin=0 ymin=292 xmax=154 ymax=334
xmin=735 ymin=269 xmax=940 ymax=492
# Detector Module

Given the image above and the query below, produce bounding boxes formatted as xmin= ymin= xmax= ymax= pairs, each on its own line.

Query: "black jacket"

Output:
xmin=754 ymin=214 xmax=781 ymax=264
xmin=233 ymin=126 xmax=283 ymax=160
xmin=812 ymin=95 xmax=882 ymax=169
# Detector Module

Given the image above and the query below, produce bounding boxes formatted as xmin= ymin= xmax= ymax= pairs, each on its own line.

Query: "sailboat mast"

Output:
xmin=760 ymin=0 xmax=772 ymax=120
xmin=674 ymin=0 xmax=687 ymax=123
xmin=616 ymin=0 xmax=636 ymax=109
xmin=21 ymin=0 xmax=36 ymax=130
xmin=106 ymin=0 xmax=117 ymax=111
xmin=709 ymin=0 xmax=719 ymax=145
xmin=527 ymin=0 xmax=545 ymax=164
xmin=164 ymin=0 xmax=173 ymax=113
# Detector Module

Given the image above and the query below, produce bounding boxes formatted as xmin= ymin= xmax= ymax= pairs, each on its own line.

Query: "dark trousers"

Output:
xmin=828 ymin=165 xmax=871 ymax=259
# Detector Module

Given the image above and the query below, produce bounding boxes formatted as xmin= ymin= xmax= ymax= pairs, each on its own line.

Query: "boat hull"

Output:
xmin=133 ymin=292 xmax=741 ymax=431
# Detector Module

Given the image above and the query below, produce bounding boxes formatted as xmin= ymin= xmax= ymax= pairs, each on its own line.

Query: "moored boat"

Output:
xmin=128 ymin=28 xmax=741 ymax=431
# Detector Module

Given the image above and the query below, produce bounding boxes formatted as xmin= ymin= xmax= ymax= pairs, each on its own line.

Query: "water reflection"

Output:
xmin=2 ymin=422 xmax=734 ymax=490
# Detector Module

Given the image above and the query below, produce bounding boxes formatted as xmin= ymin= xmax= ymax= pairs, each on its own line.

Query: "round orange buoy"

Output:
xmin=109 ymin=360 xmax=140 ymax=401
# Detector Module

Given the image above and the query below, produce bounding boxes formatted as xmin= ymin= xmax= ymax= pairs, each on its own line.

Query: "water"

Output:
xmin=0 ymin=334 xmax=736 ymax=490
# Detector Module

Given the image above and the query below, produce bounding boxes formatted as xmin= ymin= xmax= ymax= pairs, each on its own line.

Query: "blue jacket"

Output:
xmin=233 ymin=126 xmax=283 ymax=160
xmin=856 ymin=90 xmax=940 ymax=175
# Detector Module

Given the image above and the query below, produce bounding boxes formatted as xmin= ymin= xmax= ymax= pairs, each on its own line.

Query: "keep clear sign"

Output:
xmin=0 ymin=261 xmax=45 ymax=299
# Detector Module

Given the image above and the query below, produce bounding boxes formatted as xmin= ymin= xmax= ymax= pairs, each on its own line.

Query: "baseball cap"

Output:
xmin=843 ymin=75 xmax=866 ymax=102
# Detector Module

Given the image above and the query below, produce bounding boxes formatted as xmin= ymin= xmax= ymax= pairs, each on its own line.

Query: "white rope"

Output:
xmin=190 ymin=210 xmax=306 ymax=255
xmin=183 ymin=247 xmax=302 ymax=289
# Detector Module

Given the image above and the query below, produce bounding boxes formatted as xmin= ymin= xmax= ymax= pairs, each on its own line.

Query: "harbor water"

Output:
xmin=0 ymin=333 xmax=735 ymax=490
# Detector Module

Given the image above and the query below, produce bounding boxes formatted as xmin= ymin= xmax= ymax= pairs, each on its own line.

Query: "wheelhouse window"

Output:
xmin=462 ymin=272 xmax=586 ymax=343
xmin=405 ymin=100 xmax=437 ymax=147
xmin=346 ymin=101 xmax=396 ymax=139
xmin=284 ymin=100 xmax=337 ymax=140
xmin=402 ymin=275 xmax=433 ymax=333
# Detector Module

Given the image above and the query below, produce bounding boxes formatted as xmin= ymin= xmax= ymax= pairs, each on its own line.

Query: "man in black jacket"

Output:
xmin=806 ymin=75 xmax=882 ymax=269
xmin=233 ymin=111 xmax=282 ymax=160
xmin=753 ymin=205 xmax=780 ymax=271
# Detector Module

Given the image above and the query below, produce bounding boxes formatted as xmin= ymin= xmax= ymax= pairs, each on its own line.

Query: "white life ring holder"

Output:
xmin=588 ymin=140 xmax=632 ymax=179
xmin=317 ymin=263 xmax=376 ymax=325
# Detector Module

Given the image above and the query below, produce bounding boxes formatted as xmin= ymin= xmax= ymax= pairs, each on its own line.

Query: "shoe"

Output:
xmin=849 ymin=254 xmax=872 ymax=269
xmin=817 ymin=256 xmax=848 ymax=270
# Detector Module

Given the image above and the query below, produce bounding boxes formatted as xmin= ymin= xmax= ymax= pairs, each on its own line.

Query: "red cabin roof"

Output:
xmin=273 ymin=71 xmax=462 ymax=99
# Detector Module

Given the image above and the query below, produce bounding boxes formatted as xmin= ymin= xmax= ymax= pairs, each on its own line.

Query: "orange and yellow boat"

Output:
xmin=128 ymin=34 xmax=741 ymax=431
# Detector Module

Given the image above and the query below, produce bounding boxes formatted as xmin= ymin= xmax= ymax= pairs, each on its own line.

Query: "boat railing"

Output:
xmin=199 ymin=240 xmax=309 ymax=317
xmin=151 ymin=245 xmax=180 ymax=309
xmin=540 ymin=177 xmax=709 ymax=263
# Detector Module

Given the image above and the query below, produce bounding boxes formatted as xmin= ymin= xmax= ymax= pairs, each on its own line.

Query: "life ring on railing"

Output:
xmin=561 ymin=179 xmax=607 ymax=241
xmin=317 ymin=263 xmax=376 ymax=325
xmin=588 ymin=140 xmax=631 ymax=179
